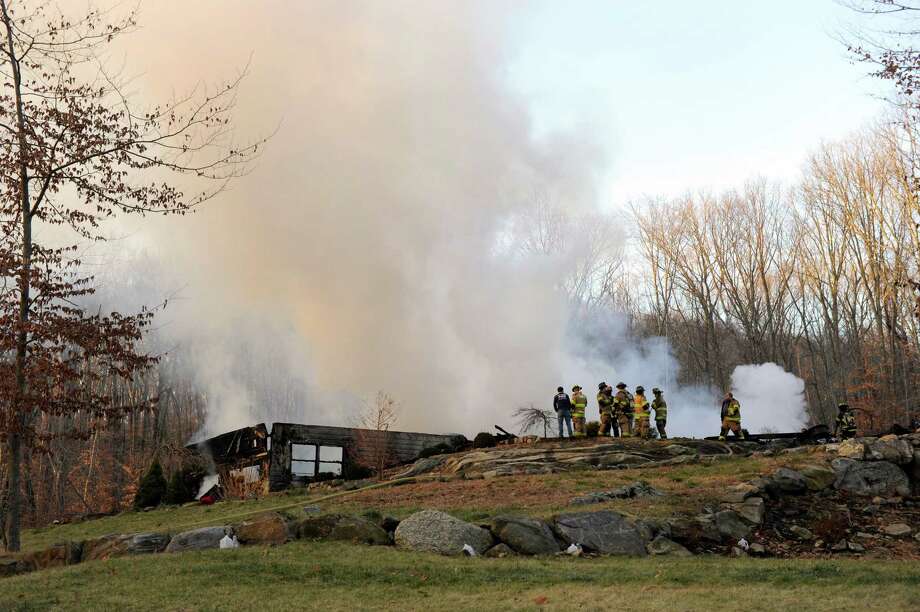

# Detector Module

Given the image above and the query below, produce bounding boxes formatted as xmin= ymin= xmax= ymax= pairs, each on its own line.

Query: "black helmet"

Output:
xmin=838 ymin=403 xmax=849 ymax=411
xmin=636 ymin=385 xmax=645 ymax=394
xmin=652 ymin=387 xmax=662 ymax=395
xmin=615 ymin=382 xmax=626 ymax=389
xmin=557 ymin=386 xmax=564 ymax=393
xmin=572 ymin=385 xmax=582 ymax=392
xmin=598 ymin=382 xmax=607 ymax=390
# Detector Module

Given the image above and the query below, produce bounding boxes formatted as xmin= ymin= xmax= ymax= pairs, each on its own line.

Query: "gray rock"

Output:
xmin=737 ymin=497 xmax=766 ymax=525
xmin=832 ymin=459 xmax=911 ymax=497
xmin=831 ymin=540 xmax=848 ymax=552
xmin=798 ymin=464 xmax=836 ymax=491
xmin=397 ymin=457 xmax=444 ymax=478
xmin=749 ymin=542 xmax=766 ymax=555
xmin=847 ymin=541 xmax=865 ymax=552
xmin=667 ymin=517 xmax=721 ymax=544
xmin=865 ymin=436 xmax=914 ymax=465
xmin=768 ymin=468 xmax=808 ymax=495
xmin=664 ymin=444 xmax=696 ymax=456
xmin=881 ymin=523 xmax=912 ymax=537
xmin=294 ymin=514 xmax=392 ymax=545
xmin=553 ymin=510 xmax=647 ymax=556
xmin=570 ymin=481 xmax=664 ymax=505
xmin=165 ymin=526 xmax=228 ymax=553
xmin=484 ymin=543 xmax=517 ymax=558
xmin=720 ymin=483 xmax=760 ymax=504
xmin=789 ymin=525 xmax=814 ymax=540
xmin=489 ymin=515 xmax=560 ymax=555
xmin=83 ymin=532 xmax=170 ymax=561
xmin=646 ymin=535 xmax=692 ymax=556
xmin=394 ymin=510 xmax=493 ymax=555
xmin=713 ymin=510 xmax=751 ymax=540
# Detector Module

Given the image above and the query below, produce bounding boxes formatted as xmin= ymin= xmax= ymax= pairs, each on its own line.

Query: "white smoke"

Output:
xmin=730 ymin=362 xmax=808 ymax=434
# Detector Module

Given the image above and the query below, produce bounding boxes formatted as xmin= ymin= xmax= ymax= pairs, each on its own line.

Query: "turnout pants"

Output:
xmin=618 ymin=413 xmax=633 ymax=437
xmin=656 ymin=418 xmax=667 ymax=439
xmin=573 ymin=415 xmax=586 ymax=437
xmin=636 ymin=417 xmax=650 ymax=439
xmin=719 ymin=418 xmax=743 ymax=439
xmin=599 ymin=412 xmax=613 ymax=436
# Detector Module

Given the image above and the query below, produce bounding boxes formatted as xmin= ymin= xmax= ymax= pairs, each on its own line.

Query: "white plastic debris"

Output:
xmin=220 ymin=535 xmax=240 ymax=549
xmin=737 ymin=538 xmax=750 ymax=551
xmin=462 ymin=544 xmax=477 ymax=556
xmin=565 ymin=543 xmax=583 ymax=556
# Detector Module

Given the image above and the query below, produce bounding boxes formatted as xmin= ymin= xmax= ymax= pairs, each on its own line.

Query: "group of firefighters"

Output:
xmin=553 ymin=382 xmax=670 ymax=440
xmin=552 ymin=384 xmax=862 ymax=441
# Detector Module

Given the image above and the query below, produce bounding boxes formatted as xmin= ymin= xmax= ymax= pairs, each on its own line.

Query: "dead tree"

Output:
xmin=513 ymin=404 xmax=554 ymax=438
xmin=352 ymin=391 xmax=399 ymax=480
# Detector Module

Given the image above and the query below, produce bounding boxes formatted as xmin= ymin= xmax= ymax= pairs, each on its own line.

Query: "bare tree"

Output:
xmin=513 ymin=404 xmax=554 ymax=438
xmin=0 ymin=2 xmax=263 ymax=551
xmin=352 ymin=391 xmax=400 ymax=480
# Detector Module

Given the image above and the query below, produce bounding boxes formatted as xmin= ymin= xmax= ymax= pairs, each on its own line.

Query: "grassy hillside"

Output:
xmin=3 ymin=541 xmax=918 ymax=611
xmin=21 ymin=450 xmax=820 ymax=552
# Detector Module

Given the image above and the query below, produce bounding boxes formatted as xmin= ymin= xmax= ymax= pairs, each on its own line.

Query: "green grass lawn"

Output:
xmin=2 ymin=541 xmax=918 ymax=611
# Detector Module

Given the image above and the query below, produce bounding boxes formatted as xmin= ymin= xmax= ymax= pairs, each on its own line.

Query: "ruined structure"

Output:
xmin=188 ymin=423 xmax=462 ymax=492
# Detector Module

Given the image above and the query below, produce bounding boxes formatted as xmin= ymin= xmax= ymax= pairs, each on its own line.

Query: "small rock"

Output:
xmin=789 ymin=525 xmax=814 ymax=541
xmin=484 ymin=543 xmax=517 ymax=558
xmin=831 ymin=540 xmax=848 ymax=552
xmin=814 ymin=539 xmax=825 ymax=548
xmin=847 ymin=541 xmax=865 ymax=552
xmin=646 ymin=535 xmax=692 ymax=557
xmin=730 ymin=546 xmax=748 ymax=558
xmin=881 ymin=523 xmax=912 ymax=537
xmin=749 ymin=542 xmax=766 ymax=555
xmin=855 ymin=532 xmax=875 ymax=539
xmin=720 ymin=483 xmax=759 ymax=504
xmin=303 ymin=506 xmax=322 ymax=514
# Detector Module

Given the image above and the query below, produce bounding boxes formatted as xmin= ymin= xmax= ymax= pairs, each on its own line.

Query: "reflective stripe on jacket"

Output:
xmin=724 ymin=399 xmax=741 ymax=422
xmin=652 ymin=397 xmax=667 ymax=420
xmin=633 ymin=394 xmax=649 ymax=419
xmin=572 ymin=392 xmax=587 ymax=417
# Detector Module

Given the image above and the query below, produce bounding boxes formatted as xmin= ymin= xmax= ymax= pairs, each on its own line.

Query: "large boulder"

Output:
xmin=832 ymin=459 xmax=911 ymax=497
xmin=836 ymin=439 xmax=865 ymax=460
xmin=552 ymin=510 xmax=647 ymax=556
xmin=711 ymin=510 xmax=751 ymax=540
xmin=646 ymin=535 xmax=692 ymax=557
xmin=235 ymin=512 xmax=290 ymax=546
xmin=489 ymin=515 xmax=560 ymax=555
xmin=667 ymin=517 xmax=721 ymax=544
xmin=768 ymin=468 xmax=808 ymax=495
xmin=294 ymin=514 xmax=389 ymax=545
xmin=724 ymin=496 xmax=766 ymax=525
xmin=394 ymin=510 xmax=493 ymax=555
xmin=799 ymin=464 xmax=836 ymax=491
xmin=83 ymin=533 xmax=170 ymax=561
xmin=865 ymin=436 xmax=914 ymax=465
xmin=165 ymin=526 xmax=229 ymax=553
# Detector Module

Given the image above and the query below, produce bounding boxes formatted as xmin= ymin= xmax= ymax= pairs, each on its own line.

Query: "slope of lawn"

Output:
xmin=2 ymin=541 xmax=918 ymax=612
xmin=19 ymin=450 xmax=823 ymax=553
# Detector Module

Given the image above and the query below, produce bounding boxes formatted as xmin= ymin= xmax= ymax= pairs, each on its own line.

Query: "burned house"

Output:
xmin=188 ymin=422 xmax=462 ymax=492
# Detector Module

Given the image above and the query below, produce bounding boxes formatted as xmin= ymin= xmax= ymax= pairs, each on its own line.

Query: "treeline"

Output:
xmin=624 ymin=121 xmax=919 ymax=432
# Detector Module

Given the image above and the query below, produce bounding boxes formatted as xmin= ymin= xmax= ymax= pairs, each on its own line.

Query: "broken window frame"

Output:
xmin=290 ymin=443 xmax=344 ymax=479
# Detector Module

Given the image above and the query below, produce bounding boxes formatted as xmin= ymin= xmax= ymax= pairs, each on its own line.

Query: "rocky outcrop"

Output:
xmin=570 ymin=481 xmax=664 ymax=506
xmin=831 ymin=458 xmax=911 ymax=497
xmin=165 ymin=526 xmax=229 ymax=553
xmin=798 ymin=464 xmax=836 ymax=491
xmin=235 ymin=512 xmax=290 ymax=546
xmin=489 ymin=516 xmax=560 ymax=555
xmin=83 ymin=533 xmax=170 ymax=561
xmin=394 ymin=510 xmax=493 ymax=555
xmin=552 ymin=510 xmax=647 ymax=556
xmin=865 ymin=436 xmax=914 ymax=465
xmin=767 ymin=468 xmax=808 ymax=495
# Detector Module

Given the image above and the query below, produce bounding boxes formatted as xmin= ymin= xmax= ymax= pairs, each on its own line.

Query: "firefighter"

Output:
xmin=553 ymin=386 xmax=574 ymax=438
xmin=614 ymin=382 xmax=632 ymax=437
xmin=571 ymin=385 xmax=588 ymax=437
xmin=608 ymin=385 xmax=621 ymax=437
xmin=719 ymin=392 xmax=744 ymax=440
xmin=834 ymin=403 xmax=857 ymax=440
xmin=597 ymin=382 xmax=614 ymax=436
xmin=652 ymin=387 xmax=668 ymax=439
xmin=634 ymin=386 xmax=651 ymax=439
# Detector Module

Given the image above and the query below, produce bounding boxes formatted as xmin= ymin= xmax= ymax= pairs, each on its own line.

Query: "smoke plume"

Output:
xmin=92 ymin=1 xmax=808 ymax=438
